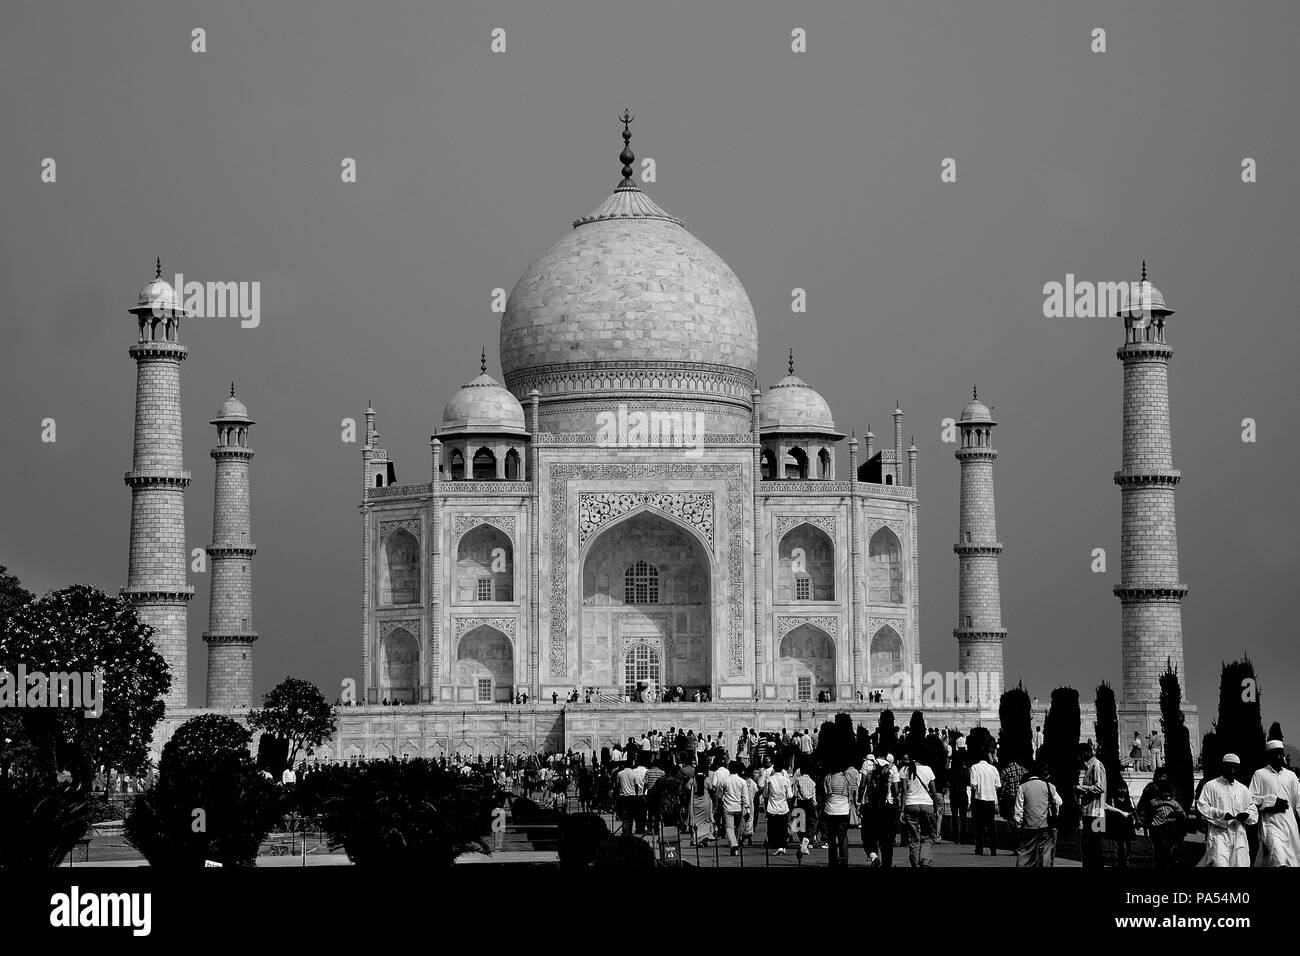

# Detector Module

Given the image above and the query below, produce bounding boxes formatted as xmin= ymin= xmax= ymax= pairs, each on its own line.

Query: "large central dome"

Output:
xmin=500 ymin=115 xmax=759 ymax=434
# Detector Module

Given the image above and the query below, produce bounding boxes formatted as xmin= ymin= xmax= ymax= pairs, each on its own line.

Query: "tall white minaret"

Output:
xmin=953 ymin=387 xmax=1005 ymax=703
xmin=122 ymin=258 xmax=193 ymax=709
xmin=203 ymin=385 xmax=258 ymax=708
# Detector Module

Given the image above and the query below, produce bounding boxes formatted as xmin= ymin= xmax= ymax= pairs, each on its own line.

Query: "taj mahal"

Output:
xmin=130 ymin=113 xmax=1194 ymax=759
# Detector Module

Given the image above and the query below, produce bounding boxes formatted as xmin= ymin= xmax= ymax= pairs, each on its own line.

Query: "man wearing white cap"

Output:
xmin=1249 ymin=740 xmax=1300 ymax=866
xmin=1196 ymin=754 xmax=1258 ymax=867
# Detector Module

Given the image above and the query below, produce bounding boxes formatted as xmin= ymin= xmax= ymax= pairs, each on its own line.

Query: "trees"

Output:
xmin=907 ymin=710 xmax=927 ymax=760
xmin=1094 ymin=682 xmax=1123 ymax=798
xmin=1159 ymin=663 xmax=1194 ymax=809
xmin=998 ymin=682 xmax=1034 ymax=768
xmin=876 ymin=709 xmax=897 ymax=759
xmin=0 ymin=585 xmax=170 ymax=788
xmin=1214 ymin=658 xmax=1266 ymax=780
xmin=248 ymin=677 xmax=338 ymax=773
xmin=0 ymin=779 xmax=90 ymax=868
xmin=125 ymin=714 xmax=280 ymax=867
xmin=1042 ymin=686 xmax=1081 ymax=829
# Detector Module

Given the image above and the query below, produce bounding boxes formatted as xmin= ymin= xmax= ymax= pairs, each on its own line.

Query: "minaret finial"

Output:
xmin=1141 ymin=260 xmax=1148 ymax=282
xmin=618 ymin=108 xmax=635 ymax=186
xmin=973 ymin=385 xmax=978 ymax=400
xmin=788 ymin=348 xmax=795 ymax=376
xmin=480 ymin=347 xmax=487 ymax=374
xmin=155 ymin=256 xmax=162 ymax=279
xmin=230 ymin=381 xmax=236 ymax=398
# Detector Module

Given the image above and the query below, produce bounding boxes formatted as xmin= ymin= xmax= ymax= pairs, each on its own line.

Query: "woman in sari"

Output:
xmin=690 ymin=772 xmax=715 ymax=846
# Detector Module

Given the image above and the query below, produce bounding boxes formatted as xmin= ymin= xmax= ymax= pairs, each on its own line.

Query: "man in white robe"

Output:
xmin=1196 ymin=754 xmax=1257 ymax=867
xmin=1249 ymin=740 xmax=1300 ymax=867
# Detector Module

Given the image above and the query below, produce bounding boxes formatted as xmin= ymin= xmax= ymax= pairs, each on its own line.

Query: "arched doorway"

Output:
xmin=776 ymin=624 xmax=836 ymax=701
xmin=455 ymin=625 xmax=514 ymax=702
xmin=580 ymin=510 xmax=712 ymax=696
xmin=869 ymin=625 xmax=904 ymax=692
xmin=379 ymin=626 xmax=418 ymax=702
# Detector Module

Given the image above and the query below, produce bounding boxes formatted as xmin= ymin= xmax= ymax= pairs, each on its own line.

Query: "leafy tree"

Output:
xmin=248 ymin=677 xmax=338 ymax=772
xmin=967 ymin=726 xmax=994 ymax=762
xmin=1094 ymin=682 xmax=1123 ymax=799
xmin=314 ymin=758 xmax=497 ymax=866
xmin=0 ymin=565 xmax=33 ymax=626
xmin=998 ymin=682 xmax=1034 ymax=768
xmin=126 ymin=714 xmax=279 ymax=867
xmin=1159 ymin=663 xmax=1194 ymax=808
xmin=0 ymin=585 xmax=169 ymax=787
xmin=0 ymin=778 xmax=90 ymax=868
xmin=1200 ymin=728 xmax=1222 ymax=781
xmin=1042 ymin=687 xmax=1081 ymax=829
xmin=1215 ymin=658 xmax=1266 ymax=780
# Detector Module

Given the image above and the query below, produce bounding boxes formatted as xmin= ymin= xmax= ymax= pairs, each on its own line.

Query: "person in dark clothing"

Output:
xmin=948 ymin=750 xmax=970 ymax=844
xmin=1137 ymin=767 xmax=1187 ymax=868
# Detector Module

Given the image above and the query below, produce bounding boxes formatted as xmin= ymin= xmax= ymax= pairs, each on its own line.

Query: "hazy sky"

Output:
xmin=1 ymin=0 xmax=1296 ymax=733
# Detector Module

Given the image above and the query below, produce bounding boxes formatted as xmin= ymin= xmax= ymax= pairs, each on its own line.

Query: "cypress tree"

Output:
xmin=1094 ymin=682 xmax=1123 ymax=799
xmin=1216 ymin=658 xmax=1266 ymax=779
xmin=1043 ymin=687 xmax=1081 ymax=829
xmin=998 ymin=682 xmax=1033 ymax=768
xmin=1159 ymin=662 xmax=1194 ymax=809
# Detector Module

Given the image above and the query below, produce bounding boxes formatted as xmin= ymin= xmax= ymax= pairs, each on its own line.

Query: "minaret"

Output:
xmin=203 ymin=385 xmax=258 ymax=708
xmin=123 ymin=259 xmax=194 ymax=709
xmin=1114 ymin=263 xmax=1186 ymax=705
xmin=953 ymin=387 xmax=1005 ymax=702
xmin=892 ymin=402 xmax=904 ymax=485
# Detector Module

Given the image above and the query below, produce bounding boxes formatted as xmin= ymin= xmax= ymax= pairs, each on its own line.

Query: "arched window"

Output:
xmin=624 ymin=644 xmax=661 ymax=698
xmin=456 ymin=524 xmax=513 ymax=602
xmin=818 ymin=448 xmax=832 ymax=479
xmin=761 ymin=448 xmax=777 ymax=481
xmin=624 ymin=560 xmax=659 ymax=605
xmin=884 ymin=473 xmax=893 ymax=485
xmin=375 ymin=473 xmax=384 ymax=487
xmin=472 ymin=447 xmax=497 ymax=480
xmin=380 ymin=528 xmax=421 ymax=604
xmin=869 ymin=626 xmax=903 ymax=688
xmin=778 ymin=522 xmax=834 ymax=602
xmin=868 ymin=527 xmax=904 ymax=603
xmin=504 ymin=448 xmax=521 ymax=480
xmin=448 ymin=449 xmax=465 ymax=481
xmin=784 ymin=447 xmax=808 ymax=480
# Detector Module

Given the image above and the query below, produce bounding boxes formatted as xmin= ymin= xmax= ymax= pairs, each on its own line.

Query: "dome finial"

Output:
xmin=155 ymin=256 xmax=162 ymax=279
xmin=230 ymin=381 xmax=236 ymax=398
xmin=618 ymin=108 xmax=636 ymax=186
xmin=480 ymin=347 xmax=487 ymax=374
xmin=788 ymin=348 xmax=795 ymax=376
xmin=1141 ymin=260 xmax=1148 ymax=282
xmin=973 ymin=384 xmax=978 ymax=400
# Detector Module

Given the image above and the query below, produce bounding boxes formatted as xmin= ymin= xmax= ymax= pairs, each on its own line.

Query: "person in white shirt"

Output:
xmin=720 ymin=762 xmax=752 ymax=855
xmin=763 ymin=761 xmax=794 ymax=854
xmin=901 ymin=754 xmax=938 ymax=867
xmin=968 ymin=749 xmax=1001 ymax=856
xmin=1249 ymin=741 xmax=1300 ymax=866
xmin=1198 ymin=754 xmax=1258 ymax=867
xmin=616 ymin=761 xmax=645 ymax=835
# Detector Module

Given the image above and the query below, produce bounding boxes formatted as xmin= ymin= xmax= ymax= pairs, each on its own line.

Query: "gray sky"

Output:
xmin=1 ymin=0 xmax=1296 ymax=734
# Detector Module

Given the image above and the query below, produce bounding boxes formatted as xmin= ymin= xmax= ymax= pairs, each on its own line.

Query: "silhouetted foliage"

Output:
xmin=126 ymin=714 xmax=279 ymax=867
xmin=998 ymin=682 xmax=1034 ymax=768
xmin=1215 ymin=658 xmax=1266 ymax=780
xmin=1042 ymin=687 xmax=1081 ymax=829
xmin=558 ymin=812 xmax=610 ymax=868
xmin=1094 ymin=682 xmax=1123 ymax=799
xmin=593 ymin=833 xmax=655 ymax=869
xmin=1159 ymin=663 xmax=1194 ymax=808
xmin=0 ymin=778 xmax=89 ymax=868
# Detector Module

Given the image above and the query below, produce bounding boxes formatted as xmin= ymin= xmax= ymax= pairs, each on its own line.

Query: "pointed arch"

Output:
xmin=869 ymin=625 xmax=904 ymax=689
xmin=777 ymin=522 xmax=834 ymax=602
xmin=868 ymin=526 xmax=904 ymax=603
xmin=471 ymin=447 xmax=497 ymax=480
xmin=380 ymin=528 xmax=421 ymax=605
xmin=777 ymin=623 xmax=836 ymax=701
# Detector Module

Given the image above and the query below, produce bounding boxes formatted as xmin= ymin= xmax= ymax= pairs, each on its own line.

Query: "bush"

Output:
xmin=558 ymin=812 xmax=609 ymax=868
xmin=125 ymin=714 xmax=281 ymax=867
xmin=593 ymin=834 xmax=656 ymax=869
xmin=998 ymin=683 xmax=1034 ymax=768
xmin=0 ymin=778 xmax=90 ymax=868
xmin=315 ymin=758 xmax=499 ymax=866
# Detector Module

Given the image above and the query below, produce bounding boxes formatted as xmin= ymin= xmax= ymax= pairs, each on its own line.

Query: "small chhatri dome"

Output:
xmin=134 ymin=256 xmax=183 ymax=313
xmin=1117 ymin=261 xmax=1173 ymax=317
xmin=760 ymin=352 xmax=841 ymax=436
xmin=959 ymin=386 xmax=994 ymax=424
xmin=212 ymin=384 xmax=253 ymax=424
xmin=441 ymin=357 xmax=527 ymax=435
